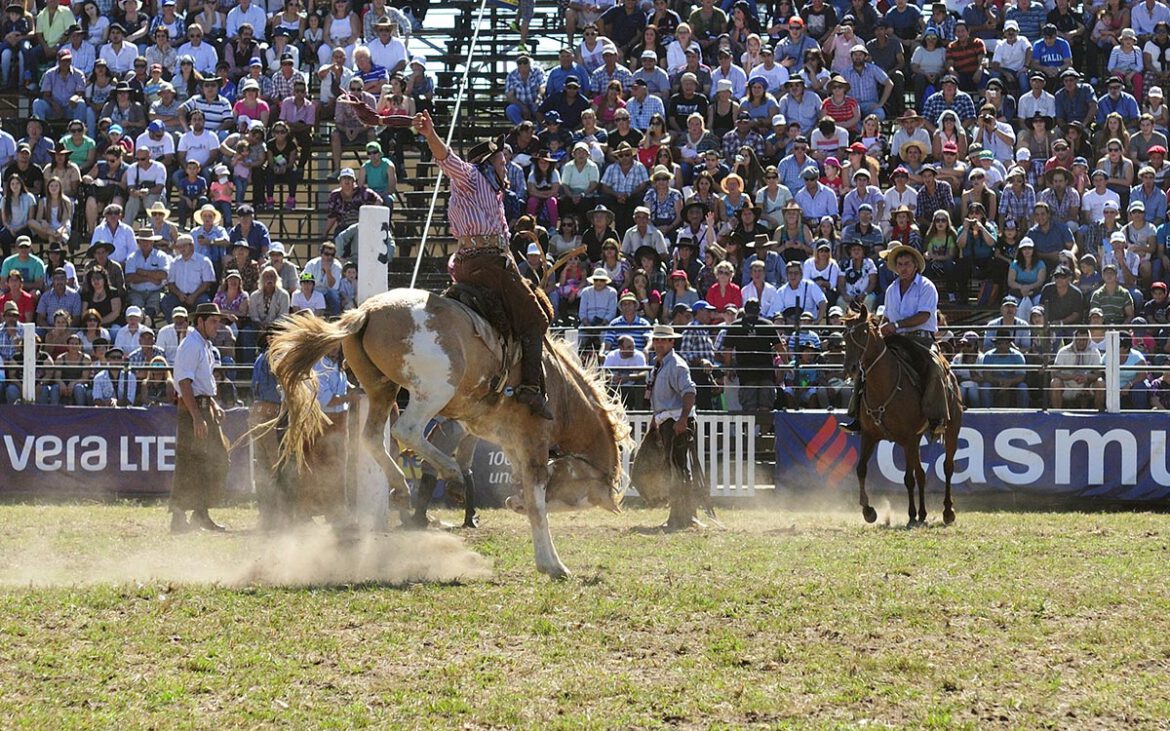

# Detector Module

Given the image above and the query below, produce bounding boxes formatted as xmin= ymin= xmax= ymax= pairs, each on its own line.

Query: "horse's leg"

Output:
xmin=515 ymin=447 xmax=569 ymax=580
xmin=361 ymin=385 xmax=413 ymax=513
xmin=454 ymin=436 xmax=479 ymax=528
xmin=389 ymin=402 xmax=464 ymax=492
xmin=857 ymin=432 xmax=878 ymax=524
xmin=903 ymin=441 xmax=920 ymax=527
xmin=916 ymin=450 xmax=928 ymax=524
xmin=942 ymin=420 xmax=958 ymax=525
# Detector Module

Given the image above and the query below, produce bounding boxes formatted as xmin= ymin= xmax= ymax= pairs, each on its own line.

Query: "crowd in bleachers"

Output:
xmin=3 ymin=0 xmax=1170 ymax=411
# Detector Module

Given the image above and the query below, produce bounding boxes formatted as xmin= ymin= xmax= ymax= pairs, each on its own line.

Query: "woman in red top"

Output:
xmin=820 ymin=75 xmax=861 ymax=132
xmin=704 ymin=260 xmax=742 ymax=311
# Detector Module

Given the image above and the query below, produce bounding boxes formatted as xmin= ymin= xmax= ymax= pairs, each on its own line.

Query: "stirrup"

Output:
xmin=840 ymin=419 xmax=862 ymax=433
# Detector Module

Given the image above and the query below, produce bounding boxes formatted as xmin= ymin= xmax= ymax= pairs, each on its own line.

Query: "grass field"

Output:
xmin=1 ymin=503 xmax=1168 ymax=729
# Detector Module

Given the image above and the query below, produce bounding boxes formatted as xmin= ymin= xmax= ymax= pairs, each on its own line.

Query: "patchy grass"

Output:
xmin=0 ymin=504 xmax=1168 ymax=729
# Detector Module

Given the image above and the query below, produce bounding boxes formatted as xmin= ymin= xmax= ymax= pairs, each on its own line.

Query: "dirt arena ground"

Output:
xmin=0 ymin=503 xmax=1167 ymax=729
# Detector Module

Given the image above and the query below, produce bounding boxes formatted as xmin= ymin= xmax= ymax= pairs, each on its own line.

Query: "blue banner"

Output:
xmin=775 ymin=411 xmax=1170 ymax=502
xmin=0 ymin=405 xmax=251 ymax=497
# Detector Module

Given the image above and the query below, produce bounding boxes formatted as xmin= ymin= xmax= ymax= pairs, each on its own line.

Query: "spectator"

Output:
xmin=291 ymin=270 xmax=325 ymax=315
xmin=602 ymin=333 xmax=648 ymax=409
xmin=505 ymin=54 xmax=544 ymax=125
xmin=1049 ymin=326 xmax=1104 ymax=408
xmin=303 ymin=240 xmax=343 ymax=316
xmin=58 ymin=332 xmax=92 ymax=405
xmin=81 ymin=265 xmax=123 ymax=330
xmin=163 ymin=234 xmax=215 ymax=319
xmin=155 ymin=305 xmax=188 ymax=362
xmin=91 ymin=345 xmax=135 ymax=406
xmin=35 ymin=268 xmax=82 ymax=328
xmin=124 ymin=228 xmax=171 ymax=317
xmin=0 ymin=269 xmax=34 ymax=322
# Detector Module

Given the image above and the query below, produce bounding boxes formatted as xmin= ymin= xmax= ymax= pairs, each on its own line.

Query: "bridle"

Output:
xmin=844 ymin=317 xmax=902 ymax=432
xmin=845 ymin=318 xmax=889 ymax=378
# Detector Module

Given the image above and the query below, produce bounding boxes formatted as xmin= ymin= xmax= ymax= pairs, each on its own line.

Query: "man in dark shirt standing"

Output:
xmin=720 ymin=299 xmax=784 ymax=420
xmin=600 ymin=0 xmax=646 ymax=58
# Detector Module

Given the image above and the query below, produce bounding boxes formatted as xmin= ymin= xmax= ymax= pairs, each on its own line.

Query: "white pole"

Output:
xmin=356 ymin=204 xmax=392 ymax=304
xmin=21 ymin=322 xmax=35 ymax=403
xmin=1105 ymin=329 xmax=1121 ymax=414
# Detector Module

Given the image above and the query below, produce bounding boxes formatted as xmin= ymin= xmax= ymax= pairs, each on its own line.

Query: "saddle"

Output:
xmin=885 ymin=334 xmax=961 ymax=407
xmin=443 ymin=282 xmax=522 ymax=394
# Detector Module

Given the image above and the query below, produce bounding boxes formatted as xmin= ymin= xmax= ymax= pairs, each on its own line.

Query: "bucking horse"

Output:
xmin=267 ymin=289 xmax=631 ymax=580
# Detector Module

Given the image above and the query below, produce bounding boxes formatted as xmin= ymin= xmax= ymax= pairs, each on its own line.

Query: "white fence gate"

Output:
xmin=622 ymin=412 xmax=757 ymax=498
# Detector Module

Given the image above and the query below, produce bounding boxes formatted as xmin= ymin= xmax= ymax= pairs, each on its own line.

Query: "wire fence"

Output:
xmin=3 ymin=323 xmax=1168 ymax=412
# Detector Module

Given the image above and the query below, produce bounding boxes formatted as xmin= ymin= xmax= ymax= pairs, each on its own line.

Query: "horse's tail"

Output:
xmin=268 ymin=309 xmax=369 ymax=469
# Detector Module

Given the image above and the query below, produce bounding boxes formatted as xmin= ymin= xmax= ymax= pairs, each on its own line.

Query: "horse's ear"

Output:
xmin=855 ymin=302 xmax=867 ymax=319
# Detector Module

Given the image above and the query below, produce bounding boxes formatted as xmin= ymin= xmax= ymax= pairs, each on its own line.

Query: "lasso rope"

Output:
xmin=409 ymin=0 xmax=493 ymax=289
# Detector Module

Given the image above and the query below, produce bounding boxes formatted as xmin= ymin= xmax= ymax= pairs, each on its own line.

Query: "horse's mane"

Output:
xmin=545 ymin=335 xmax=633 ymax=474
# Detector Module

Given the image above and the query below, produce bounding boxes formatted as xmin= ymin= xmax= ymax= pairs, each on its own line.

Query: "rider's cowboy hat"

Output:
xmin=466 ymin=137 xmax=502 ymax=164
xmin=880 ymin=243 xmax=926 ymax=273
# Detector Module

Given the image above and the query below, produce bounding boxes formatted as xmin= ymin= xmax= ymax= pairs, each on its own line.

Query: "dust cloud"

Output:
xmin=0 ymin=525 xmax=493 ymax=588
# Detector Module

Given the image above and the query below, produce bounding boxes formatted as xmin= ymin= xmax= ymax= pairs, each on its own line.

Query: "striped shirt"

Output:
xmin=945 ymin=39 xmax=985 ymax=75
xmin=182 ymin=94 xmax=234 ymax=131
xmin=437 ymin=150 xmax=510 ymax=239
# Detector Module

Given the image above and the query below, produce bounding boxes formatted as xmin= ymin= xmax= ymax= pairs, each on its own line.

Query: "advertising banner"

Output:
xmin=774 ymin=411 xmax=1170 ymax=502
xmin=0 ymin=405 xmax=251 ymax=497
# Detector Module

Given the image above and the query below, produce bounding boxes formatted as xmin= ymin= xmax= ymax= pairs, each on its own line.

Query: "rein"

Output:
xmin=846 ymin=321 xmax=903 ymax=432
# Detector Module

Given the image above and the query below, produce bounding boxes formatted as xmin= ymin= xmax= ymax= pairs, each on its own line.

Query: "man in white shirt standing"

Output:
xmin=170 ymin=301 xmax=229 ymax=534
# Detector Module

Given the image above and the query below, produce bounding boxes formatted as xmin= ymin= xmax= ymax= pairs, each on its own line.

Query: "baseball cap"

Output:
xmin=338 ymin=167 xmax=356 ymax=179
xmin=125 ymin=305 xmax=144 ymax=318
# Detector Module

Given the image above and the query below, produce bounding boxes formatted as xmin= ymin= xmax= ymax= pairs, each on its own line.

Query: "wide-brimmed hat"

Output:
xmin=589 ymin=204 xmax=614 ymax=221
xmin=828 ymin=74 xmax=850 ymax=90
xmin=87 ymin=240 xmax=116 ymax=257
xmin=651 ymin=324 xmax=683 ymax=339
xmin=466 ymin=137 xmax=500 ymax=164
xmin=196 ymin=203 xmax=222 ymax=225
xmin=880 ymin=244 xmax=926 ymax=273
xmin=588 ymin=269 xmax=612 ymax=282
xmin=896 ymin=109 xmax=922 ymax=124
xmin=193 ymin=302 xmax=222 ymax=317
xmin=720 ymin=173 xmax=745 ymax=193
xmin=146 ymin=200 xmax=171 ymax=218
xmin=889 ymin=203 xmax=915 ymax=221
xmin=682 ymin=199 xmax=709 ymax=217
xmin=899 ymin=139 xmax=929 ymax=157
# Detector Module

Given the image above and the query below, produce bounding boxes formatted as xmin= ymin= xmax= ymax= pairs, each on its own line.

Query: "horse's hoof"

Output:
xmin=541 ymin=564 xmax=571 ymax=581
xmin=505 ymin=496 xmax=526 ymax=514
xmin=862 ymin=506 xmax=878 ymax=523
xmin=943 ymin=509 xmax=956 ymax=525
xmin=461 ymin=515 xmax=479 ymax=529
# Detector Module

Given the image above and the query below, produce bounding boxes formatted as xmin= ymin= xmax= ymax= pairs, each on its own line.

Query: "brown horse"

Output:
xmin=841 ymin=304 xmax=961 ymax=527
xmin=266 ymin=289 xmax=631 ymax=580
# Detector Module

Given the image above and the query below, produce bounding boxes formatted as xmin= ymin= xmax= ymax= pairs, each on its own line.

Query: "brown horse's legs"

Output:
xmin=903 ymin=441 xmax=920 ymax=527
xmin=917 ymin=457 xmax=928 ymax=524
xmin=942 ymin=422 xmax=958 ymax=525
xmin=857 ymin=432 xmax=878 ymax=523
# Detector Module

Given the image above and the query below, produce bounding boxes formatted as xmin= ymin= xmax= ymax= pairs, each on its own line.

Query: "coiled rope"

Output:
xmin=409 ymin=0 xmax=494 ymax=289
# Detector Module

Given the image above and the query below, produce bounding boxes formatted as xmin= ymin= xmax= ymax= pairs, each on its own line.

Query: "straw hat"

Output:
xmin=899 ymin=139 xmax=929 ymax=158
xmin=880 ymin=243 xmax=926 ymax=273
xmin=651 ymin=324 xmax=683 ymax=339
xmin=196 ymin=203 xmax=222 ymax=226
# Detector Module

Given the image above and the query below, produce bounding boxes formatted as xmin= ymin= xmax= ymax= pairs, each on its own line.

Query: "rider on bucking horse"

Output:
xmin=841 ymin=243 xmax=951 ymax=437
xmin=342 ymin=96 xmax=555 ymax=420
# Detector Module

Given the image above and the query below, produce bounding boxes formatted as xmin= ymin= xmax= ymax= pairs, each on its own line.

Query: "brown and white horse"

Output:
xmin=267 ymin=289 xmax=631 ymax=580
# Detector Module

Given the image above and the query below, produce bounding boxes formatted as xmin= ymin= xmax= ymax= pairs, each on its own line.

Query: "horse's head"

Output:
xmin=841 ymin=302 xmax=877 ymax=379
xmin=545 ymin=454 xmax=624 ymax=513
xmin=542 ymin=336 xmax=633 ymax=513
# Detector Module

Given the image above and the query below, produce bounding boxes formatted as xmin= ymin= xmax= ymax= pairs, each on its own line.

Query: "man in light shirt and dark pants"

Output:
xmin=170 ymin=302 xmax=229 ymax=534
xmin=645 ymin=323 xmax=700 ymax=531
xmin=842 ymin=244 xmax=953 ymax=437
